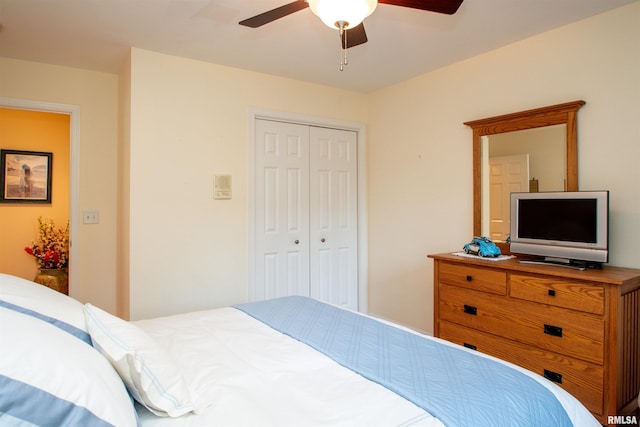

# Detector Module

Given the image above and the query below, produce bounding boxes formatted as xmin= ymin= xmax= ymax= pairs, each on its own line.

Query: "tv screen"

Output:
xmin=517 ymin=198 xmax=597 ymax=244
xmin=510 ymin=191 xmax=609 ymax=266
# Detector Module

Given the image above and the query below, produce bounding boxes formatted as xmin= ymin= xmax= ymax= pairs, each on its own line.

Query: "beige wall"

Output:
xmin=0 ymin=108 xmax=69 ymax=279
xmin=366 ymin=2 xmax=640 ymax=333
xmin=125 ymin=48 xmax=368 ymax=320
xmin=0 ymin=2 xmax=637 ymax=333
xmin=0 ymin=58 xmax=120 ymax=313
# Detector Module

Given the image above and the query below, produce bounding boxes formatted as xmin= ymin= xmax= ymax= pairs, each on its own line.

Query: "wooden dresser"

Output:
xmin=429 ymin=252 xmax=640 ymax=425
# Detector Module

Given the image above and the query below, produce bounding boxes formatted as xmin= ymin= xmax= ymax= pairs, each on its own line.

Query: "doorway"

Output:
xmin=0 ymin=97 xmax=80 ymax=294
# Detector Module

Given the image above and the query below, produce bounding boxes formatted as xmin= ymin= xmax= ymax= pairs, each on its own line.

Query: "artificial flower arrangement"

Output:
xmin=24 ymin=216 xmax=70 ymax=269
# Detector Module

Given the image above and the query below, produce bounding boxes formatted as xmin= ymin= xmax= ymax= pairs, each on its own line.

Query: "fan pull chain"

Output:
xmin=338 ymin=22 xmax=348 ymax=71
xmin=343 ymin=28 xmax=348 ymax=68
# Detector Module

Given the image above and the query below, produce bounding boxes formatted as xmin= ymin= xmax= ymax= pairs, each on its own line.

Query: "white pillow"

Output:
xmin=84 ymin=304 xmax=197 ymax=417
xmin=0 ymin=273 xmax=89 ymax=343
xmin=0 ymin=306 xmax=138 ymax=426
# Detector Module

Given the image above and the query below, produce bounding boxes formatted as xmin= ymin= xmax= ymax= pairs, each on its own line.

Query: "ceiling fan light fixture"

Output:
xmin=308 ymin=0 xmax=377 ymax=30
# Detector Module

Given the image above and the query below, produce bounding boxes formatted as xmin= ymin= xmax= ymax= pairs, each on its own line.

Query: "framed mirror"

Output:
xmin=464 ymin=100 xmax=585 ymax=243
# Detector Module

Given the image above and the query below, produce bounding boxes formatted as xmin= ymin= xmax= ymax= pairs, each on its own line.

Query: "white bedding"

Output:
xmin=1 ymin=273 xmax=601 ymax=427
xmin=133 ymin=307 xmax=440 ymax=427
xmin=0 ymin=270 xmax=600 ymax=427
xmin=133 ymin=306 xmax=599 ymax=427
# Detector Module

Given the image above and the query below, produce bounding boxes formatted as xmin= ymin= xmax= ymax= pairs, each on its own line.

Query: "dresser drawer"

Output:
xmin=439 ymin=261 xmax=507 ymax=295
xmin=510 ymin=274 xmax=605 ymax=315
xmin=439 ymin=321 xmax=604 ymax=414
xmin=439 ymin=284 xmax=605 ymax=364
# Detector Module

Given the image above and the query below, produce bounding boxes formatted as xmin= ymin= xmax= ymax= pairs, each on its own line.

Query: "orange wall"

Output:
xmin=0 ymin=108 xmax=70 ymax=280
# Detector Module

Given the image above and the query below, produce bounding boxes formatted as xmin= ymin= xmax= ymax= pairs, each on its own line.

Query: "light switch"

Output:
xmin=83 ymin=210 xmax=99 ymax=224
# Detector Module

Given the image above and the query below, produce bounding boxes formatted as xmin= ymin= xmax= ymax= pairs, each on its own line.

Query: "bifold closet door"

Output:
xmin=254 ymin=119 xmax=311 ymax=301
xmin=308 ymin=126 xmax=358 ymax=309
xmin=254 ymin=119 xmax=358 ymax=310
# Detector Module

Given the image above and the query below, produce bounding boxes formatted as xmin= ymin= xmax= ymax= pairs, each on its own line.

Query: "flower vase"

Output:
xmin=34 ymin=268 xmax=69 ymax=295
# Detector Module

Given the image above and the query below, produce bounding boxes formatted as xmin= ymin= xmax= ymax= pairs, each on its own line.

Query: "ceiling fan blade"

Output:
xmin=239 ymin=1 xmax=309 ymax=28
xmin=379 ymin=0 xmax=463 ymax=15
xmin=341 ymin=23 xmax=368 ymax=49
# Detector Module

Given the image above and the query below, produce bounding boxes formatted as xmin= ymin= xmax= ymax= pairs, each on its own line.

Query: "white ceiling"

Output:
xmin=0 ymin=0 xmax=637 ymax=93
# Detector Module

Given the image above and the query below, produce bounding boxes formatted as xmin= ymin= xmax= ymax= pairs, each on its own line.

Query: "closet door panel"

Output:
xmin=309 ymin=126 xmax=358 ymax=310
xmin=254 ymin=119 xmax=310 ymax=301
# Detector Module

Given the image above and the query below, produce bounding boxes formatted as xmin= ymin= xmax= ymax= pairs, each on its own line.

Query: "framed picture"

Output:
xmin=0 ymin=149 xmax=53 ymax=203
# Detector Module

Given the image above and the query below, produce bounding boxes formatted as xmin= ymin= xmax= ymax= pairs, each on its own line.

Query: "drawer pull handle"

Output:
xmin=463 ymin=343 xmax=477 ymax=350
xmin=544 ymin=369 xmax=563 ymax=384
xmin=463 ymin=305 xmax=477 ymax=315
xmin=466 ymin=275 xmax=473 ymax=282
xmin=544 ymin=324 xmax=563 ymax=337
xmin=548 ymin=289 xmax=556 ymax=297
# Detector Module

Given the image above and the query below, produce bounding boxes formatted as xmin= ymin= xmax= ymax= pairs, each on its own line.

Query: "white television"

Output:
xmin=509 ymin=190 xmax=609 ymax=269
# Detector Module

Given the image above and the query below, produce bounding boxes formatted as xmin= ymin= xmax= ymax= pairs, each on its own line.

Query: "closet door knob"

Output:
xmin=294 ymin=240 xmax=299 ymax=244
xmin=321 ymin=238 xmax=326 ymax=243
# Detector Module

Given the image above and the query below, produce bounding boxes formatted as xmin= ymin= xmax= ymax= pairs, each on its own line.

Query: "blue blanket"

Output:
xmin=235 ymin=296 xmax=572 ymax=427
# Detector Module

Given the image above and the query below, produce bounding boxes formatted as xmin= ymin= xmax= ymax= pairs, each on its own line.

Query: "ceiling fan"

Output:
xmin=239 ymin=0 xmax=464 ymax=69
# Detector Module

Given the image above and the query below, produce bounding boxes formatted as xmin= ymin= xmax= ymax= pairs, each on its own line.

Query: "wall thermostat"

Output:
xmin=214 ymin=174 xmax=232 ymax=200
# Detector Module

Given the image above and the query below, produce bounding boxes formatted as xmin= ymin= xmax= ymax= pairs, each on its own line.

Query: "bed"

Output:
xmin=0 ymin=273 xmax=600 ymax=427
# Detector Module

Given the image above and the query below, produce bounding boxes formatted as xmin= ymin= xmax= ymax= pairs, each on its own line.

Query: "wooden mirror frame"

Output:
xmin=464 ymin=100 xmax=586 ymax=238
